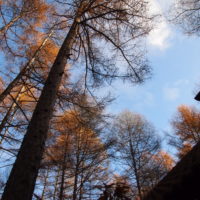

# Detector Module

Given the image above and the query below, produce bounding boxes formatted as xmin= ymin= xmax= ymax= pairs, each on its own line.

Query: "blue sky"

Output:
xmin=100 ymin=0 xmax=200 ymax=153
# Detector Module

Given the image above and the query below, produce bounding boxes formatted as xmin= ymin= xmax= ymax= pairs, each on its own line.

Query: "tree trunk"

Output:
xmin=129 ymin=140 xmax=142 ymax=199
xmin=0 ymin=31 xmax=53 ymax=103
xmin=78 ymin=174 xmax=84 ymax=200
xmin=53 ymin=169 xmax=60 ymax=200
xmin=2 ymin=17 xmax=80 ymax=200
xmin=0 ymin=86 xmax=24 ymax=145
xmin=41 ymin=167 xmax=49 ymax=200
xmin=73 ymin=146 xmax=81 ymax=200
xmin=59 ymin=163 xmax=66 ymax=200
xmin=73 ymin=169 xmax=79 ymax=200
xmin=59 ymin=139 xmax=68 ymax=200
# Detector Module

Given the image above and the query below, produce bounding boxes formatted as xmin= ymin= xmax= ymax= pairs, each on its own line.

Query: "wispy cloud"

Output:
xmin=110 ymin=83 xmax=155 ymax=109
xmin=163 ymin=79 xmax=194 ymax=102
xmin=174 ymin=79 xmax=189 ymax=86
xmin=163 ymin=87 xmax=180 ymax=101
xmin=147 ymin=0 xmax=172 ymax=49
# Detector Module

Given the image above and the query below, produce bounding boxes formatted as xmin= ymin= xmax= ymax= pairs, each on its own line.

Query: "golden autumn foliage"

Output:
xmin=152 ymin=151 xmax=174 ymax=171
xmin=43 ymin=109 xmax=108 ymax=199
xmin=23 ymin=0 xmax=50 ymax=27
xmin=46 ymin=108 xmax=108 ymax=166
xmin=52 ymin=110 xmax=105 ymax=155
xmin=171 ymin=105 xmax=200 ymax=158
xmin=27 ymin=38 xmax=59 ymax=65
xmin=178 ymin=143 xmax=193 ymax=159
xmin=16 ymin=87 xmax=37 ymax=109
xmin=173 ymin=105 xmax=200 ymax=141
xmin=0 ymin=77 xmax=4 ymax=93
xmin=138 ymin=151 xmax=174 ymax=195
xmin=0 ymin=0 xmax=55 ymax=60
xmin=0 ymin=0 xmax=50 ymax=34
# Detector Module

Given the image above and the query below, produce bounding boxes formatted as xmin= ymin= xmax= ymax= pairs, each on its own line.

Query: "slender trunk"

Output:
xmin=59 ymin=141 xmax=68 ymax=200
xmin=72 ymin=169 xmax=79 ymax=200
xmin=0 ymin=102 xmax=16 ymax=144
xmin=59 ymin=164 xmax=66 ymax=200
xmin=129 ymin=140 xmax=142 ymax=199
xmin=78 ymin=173 xmax=84 ymax=200
xmin=73 ymin=132 xmax=81 ymax=200
xmin=89 ymin=180 xmax=92 ymax=200
xmin=53 ymin=170 xmax=60 ymax=200
xmin=2 ymin=16 xmax=80 ymax=200
xmin=41 ymin=168 xmax=49 ymax=200
xmin=0 ymin=31 xmax=53 ymax=103
xmin=0 ymin=85 xmax=25 ymax=145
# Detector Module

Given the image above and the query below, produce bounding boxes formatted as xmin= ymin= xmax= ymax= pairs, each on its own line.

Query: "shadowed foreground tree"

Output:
xmin=2 ymin=0 xmax=155 ymax=199
xmin=169 ymin=105 xmax=200 ymax=158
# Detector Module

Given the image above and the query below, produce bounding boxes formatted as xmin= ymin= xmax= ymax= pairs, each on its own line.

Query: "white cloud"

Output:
xmin=147 ymin=0 xmax=172 ymax=49
xmin=148 ymin=21 xmax=171 ymax=49
xmin=110 ymin=82 xmax=155 ymax=108
xmin=163 ymin=79 xmax=192 ymax=102
xmin=163 ymin=87 xmax=180 ymax=101
xmin=174 ymin=79 xmax=189 ymax=86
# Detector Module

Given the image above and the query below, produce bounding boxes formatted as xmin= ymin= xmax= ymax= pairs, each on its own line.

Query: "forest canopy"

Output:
xmin=0 ymin=0 xmax=199 ymax=199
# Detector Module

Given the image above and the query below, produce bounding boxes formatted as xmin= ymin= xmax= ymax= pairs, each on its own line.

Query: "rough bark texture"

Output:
xmin=1 ymin=19 xmax=79 ymax=200
xmin=143 ymin=141 xmax=200 ymax=200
